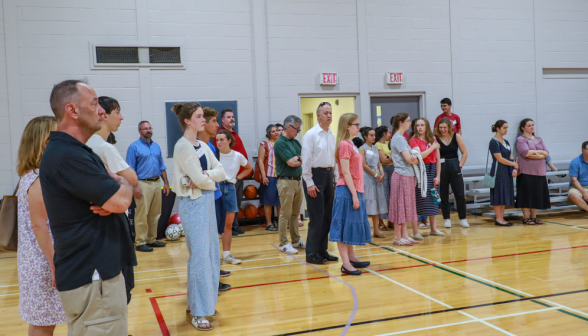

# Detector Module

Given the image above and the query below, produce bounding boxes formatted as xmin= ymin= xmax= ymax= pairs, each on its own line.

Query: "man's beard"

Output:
xmin=144 ymin=133 xmax=152 ymax=138
xmin=229 ymin=121 xmax=236 ymax=127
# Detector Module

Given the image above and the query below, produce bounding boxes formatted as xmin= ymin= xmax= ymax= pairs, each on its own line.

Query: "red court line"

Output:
xmin=146 ymin=288 xmax=152 ymax=293
xmin=148 ymin=244 xmax=588 ymax=335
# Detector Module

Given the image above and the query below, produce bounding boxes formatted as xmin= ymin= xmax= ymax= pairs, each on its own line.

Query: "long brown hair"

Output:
xmin=17 ymin=116 xmax=57 ymax=176
xmin=171 ymin=102 xmax=203 ymax=131
xmin=435 ymin=117 xmax=454 ymax=138
xmin=389 ymin=112 xmax=410 ymax=149
xmin=412 ymin=118 xmax=435 ymax=144
xmin=335 ymin=113 xmax=359 ymax=160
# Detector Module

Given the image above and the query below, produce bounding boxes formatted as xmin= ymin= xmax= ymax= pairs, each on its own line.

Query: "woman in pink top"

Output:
xmin=515 ymin=118 xmax=551 ymax=224
xmin=330 ymin=113 xmax=371 ymax=276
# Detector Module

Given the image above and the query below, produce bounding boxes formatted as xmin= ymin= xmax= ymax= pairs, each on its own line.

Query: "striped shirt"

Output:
xmin=261 ymin=140 xmax=277 ymax=178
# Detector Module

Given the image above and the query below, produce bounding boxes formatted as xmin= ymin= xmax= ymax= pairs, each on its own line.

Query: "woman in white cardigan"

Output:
xmin=171 ymin=102 xmax=225 ymax=331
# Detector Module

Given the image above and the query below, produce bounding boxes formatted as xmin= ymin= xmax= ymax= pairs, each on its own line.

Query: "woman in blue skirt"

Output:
xmin=171 ymin=102 xmax=226 ymax=331
xmin=330 ymin=113 xmax=372 ymax=276
xmin=257 ymin=124 xmax=281 ymax=231
xmin=488 ymin=120 xmax=518 ymax=226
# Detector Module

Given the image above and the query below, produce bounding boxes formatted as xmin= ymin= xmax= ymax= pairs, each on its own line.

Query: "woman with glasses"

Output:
xmin=258 ymin=124 xmax=281 ymax=231
xmin=388 ymin=113 xmax=421 ymax=246
xmin=330 ymin=113 xmax=371 ymax=275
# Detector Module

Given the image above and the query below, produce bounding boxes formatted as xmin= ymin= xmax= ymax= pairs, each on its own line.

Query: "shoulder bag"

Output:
xmin=253 ymin=142 xmax=268 ymax=184
xmin=483 ymin=140 xmax=497 ymax=188
xmin=0 ymin=182 xmax=20 ymax=251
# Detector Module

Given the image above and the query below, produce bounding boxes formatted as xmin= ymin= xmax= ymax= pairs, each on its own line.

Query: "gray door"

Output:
xmin=370 ymin=96 xmax=420 ymax=129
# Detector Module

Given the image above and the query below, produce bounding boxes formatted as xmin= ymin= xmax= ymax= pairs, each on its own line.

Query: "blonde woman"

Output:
xmin=330 ymin=113 xmax=371 ymax=276
xmin=16 ymin=116 xmax=66 ymax=335
xmin=172 ymin=102 xmax=226 ymax=331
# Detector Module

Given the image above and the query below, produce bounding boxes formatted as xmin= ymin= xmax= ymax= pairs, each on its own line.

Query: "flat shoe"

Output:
xmin=374 ymin=232 xmax=386 ymax=238
xmin=495 ymin=221 xmax=513 ymax=226
xmin=351 ymin=261 xmax=370 ymax=268
xmin=341 ymin=266 xmax=362 ymax=275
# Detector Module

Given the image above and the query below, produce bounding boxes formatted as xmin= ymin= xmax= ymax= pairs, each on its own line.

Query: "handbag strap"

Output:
xmin=485 ymin=140 xmax=497 ymax=176
xmin=12 ymin=180 xmax=20 ymax=196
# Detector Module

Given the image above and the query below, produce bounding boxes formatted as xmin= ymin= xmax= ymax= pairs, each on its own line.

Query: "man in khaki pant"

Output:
xmin=273 ymin=115 xmax=306 ymax=255
xmin=126 ymin=121 xmax=171 ymax=252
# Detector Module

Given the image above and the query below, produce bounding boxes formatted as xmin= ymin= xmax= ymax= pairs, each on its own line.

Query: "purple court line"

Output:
xmin=269 ymin=244 xmax=358 ymax=336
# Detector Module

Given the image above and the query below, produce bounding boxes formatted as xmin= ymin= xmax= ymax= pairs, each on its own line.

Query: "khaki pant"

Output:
xmin=135 ymin=179 xmax=162 ymax=245
xmin=277 ymin=179 xmax=303 ymax=246
xmin=59 ymin=273 xmax=128 ymax=336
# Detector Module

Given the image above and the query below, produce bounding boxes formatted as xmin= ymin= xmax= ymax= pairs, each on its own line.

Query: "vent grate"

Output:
xmin=96 ymin=47 xmax=139 ymax=64
xmin=149 ymin=47 xmax=181 ymax=64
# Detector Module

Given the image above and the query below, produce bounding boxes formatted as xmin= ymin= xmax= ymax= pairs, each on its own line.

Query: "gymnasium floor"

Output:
xmin=2 ymin=213 xmax=588 ymax=336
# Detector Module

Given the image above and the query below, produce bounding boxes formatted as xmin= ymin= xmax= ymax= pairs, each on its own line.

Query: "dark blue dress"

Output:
xmin=489 ymin=139 xmax=515 ymax=206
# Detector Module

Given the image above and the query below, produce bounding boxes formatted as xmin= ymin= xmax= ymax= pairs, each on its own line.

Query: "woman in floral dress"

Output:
xmin=16 ymin=116 xmax=66 ymax=335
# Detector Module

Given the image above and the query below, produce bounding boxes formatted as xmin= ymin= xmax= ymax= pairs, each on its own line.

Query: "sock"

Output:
xmin=223 ymin=251 xmax=231 ymax=258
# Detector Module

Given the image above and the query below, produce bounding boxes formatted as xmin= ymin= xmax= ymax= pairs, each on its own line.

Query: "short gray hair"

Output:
xmin=316 ymin=102 xmax=331 ymax=115
xmin=49 ymin=79 xmax=87 ymax=121
xmin=138 ymin=120 xmax=150 ymax=130
xmin=283 ymin=115 xmax=302 ymax=128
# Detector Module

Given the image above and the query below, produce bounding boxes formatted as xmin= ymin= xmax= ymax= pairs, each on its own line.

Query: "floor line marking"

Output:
xmin=271 ymin=244 xmax=358 ymax=336
xmin=365 ymin=268 xmax=514 ymax=336
xmin=544 ymin=220 xmax=588 ymax=231
xmin=378 ymin=244 xmax=588 ymax=321
xmin=0 ymin=292 xmax=19 ymax=297
xmin=373 ymin=307 xmax=558 ymax=336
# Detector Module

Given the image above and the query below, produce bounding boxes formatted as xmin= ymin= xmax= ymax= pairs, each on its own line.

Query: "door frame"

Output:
xmin=298 ymin=92 xmax=360 ymax=119
xmin=368 ymin=91 xmax=427 ymax=126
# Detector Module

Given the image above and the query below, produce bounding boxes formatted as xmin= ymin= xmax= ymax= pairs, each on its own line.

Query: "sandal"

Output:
xmin=191 ymin=317 xmax=212 ymax=331
xmin=373 ymin=232 xmax=386 ymax=238
xmin=379 ymin=219 xmax=388 ymax=231
xmin=388 ymin=222 xmax=395 ymax=230
xmin=531 ymin=218 xmax=543 ymax=225
xmin=393 ymin=238 xmax=413 ymax=246
xmin=186 ymin=309 xmax=217 ymax=316
xmin=522 ymin=218 xmax=537 ymax=225
xmin=265 ymin=224 xmax=278 ymax=231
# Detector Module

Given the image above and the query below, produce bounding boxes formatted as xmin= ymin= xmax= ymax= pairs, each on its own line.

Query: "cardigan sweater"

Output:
xmin=172 ymin=137 xmax=225 ymax=199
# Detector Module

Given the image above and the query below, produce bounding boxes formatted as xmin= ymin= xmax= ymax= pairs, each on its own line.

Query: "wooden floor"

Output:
xmin=2 ymin=213 xmax=588 ymax=335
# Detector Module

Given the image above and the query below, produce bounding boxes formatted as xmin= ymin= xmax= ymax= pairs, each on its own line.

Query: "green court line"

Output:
xmin=544 ymin=220 xmax=588 ymax=230
xmin=0 ymin=256 xmax=17 ymax=260
xmin=368 ymin=242 xmax=588 ymax=323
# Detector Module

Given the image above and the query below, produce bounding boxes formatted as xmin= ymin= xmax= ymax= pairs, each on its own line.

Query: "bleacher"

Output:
xmin=455 ymin=170 xmax=580 ymax=218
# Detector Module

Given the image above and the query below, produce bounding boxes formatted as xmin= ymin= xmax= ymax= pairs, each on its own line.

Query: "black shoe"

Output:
xmin=135 ymin=244 xmax=153 ymax=252
xmin=232 ymin=229 xmax=239 ymax=236
xmin=306 ymin=255 xmax=327 ymax=264
xmin=147 ymin=241 xmax=166 ymax=248
xmin=220 ymin=270 xmax=231 ymax=277
xmin=219 ymin=283 xmax=231 ymax=291
xmin=341 ymin=266 xmax=362 ymax=275
xmin=236 ymin=228 xmax=245 ymax=234
xmin=351 ymin=261 xmax=370 ymax=268
xmin=320 ymin=253 xmax=339 ymax=262
xmin=494 ymin=221 xmax=513 ymax=227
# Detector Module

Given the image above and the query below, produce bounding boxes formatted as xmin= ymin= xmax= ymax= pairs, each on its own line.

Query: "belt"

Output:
xmin=313 ymin=167 xmax=334 ymax=171
xmin=278 ymin=176 xmax=301 ymax=181
xmin=221 ymin=181 xmax=235 ymax=185
xmin=443 ymin=158 xmax=459 ymax=161
xmin=140 ymin=177 xmax=160 ymax=182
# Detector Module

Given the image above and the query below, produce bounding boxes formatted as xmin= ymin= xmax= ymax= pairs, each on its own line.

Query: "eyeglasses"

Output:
xmin=141 ymin=127 xmax=152 ymax=131
xmin=350 ymin=123 xmax=360 ymax=127
xmin=288 ymin=125 xmax=301 ymax=133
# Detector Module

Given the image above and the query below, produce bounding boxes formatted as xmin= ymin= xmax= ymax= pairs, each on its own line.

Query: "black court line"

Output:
xmin=273 ymin=288 xmax=588 ymax=336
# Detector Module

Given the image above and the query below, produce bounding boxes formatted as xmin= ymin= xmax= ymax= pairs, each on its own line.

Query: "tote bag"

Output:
xmin=483 ymin=141 xmax=497 ymax=188
xmin=0 ymin=182 xmax=19 ymax=251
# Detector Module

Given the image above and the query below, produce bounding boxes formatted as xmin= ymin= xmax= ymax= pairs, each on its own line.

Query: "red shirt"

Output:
xmin=410 ymin=138 xmax=437 ymax=164
xmin=213 ymin=125 xmax=249 ymax=174
xmin=434 ymin=113 xmax=461 ymax=134
xmin=336 ymin=140 xmax=364 ymax=193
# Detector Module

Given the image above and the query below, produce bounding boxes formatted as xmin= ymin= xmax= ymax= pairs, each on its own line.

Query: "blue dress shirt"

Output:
xmin=204 ymin=140 xmax=222 ymax=200
xmin=570 ymin=154 xmax=588 ymax=187
xmin=126 ymin=138 xmax=166 ymax=179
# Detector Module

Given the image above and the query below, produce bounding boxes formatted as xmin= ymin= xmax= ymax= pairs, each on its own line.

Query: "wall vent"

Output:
xmin=91 ymin=44 xmax=184 ymax=70
xmin=95 ymin=47 xmax=139 ymax=64
xmin=149 ymin=47 xmax=181 ymax=64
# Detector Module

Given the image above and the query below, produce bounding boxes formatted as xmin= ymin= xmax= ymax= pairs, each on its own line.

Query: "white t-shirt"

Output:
xmin=86 ymin=134 xmax=130 ymax=173
xmin=219 ymin=150 xmax=248 ymax=183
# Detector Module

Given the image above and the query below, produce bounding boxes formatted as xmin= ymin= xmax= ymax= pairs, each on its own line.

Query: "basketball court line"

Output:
xmin=544 ymin=220 xmax=588 ymax=231
xmin=371 ymin=243 xmax=588 ymax=323
xmin=273 ymin=288 xmax=588 ymax=335
xmin=365 ymin=268 xmax=515 ymax=335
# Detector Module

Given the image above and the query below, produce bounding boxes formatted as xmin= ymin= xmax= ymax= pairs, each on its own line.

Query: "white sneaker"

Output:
xmin=444 ymin=219 xmax=452 ymax=228
xmin=411 ymin=233 xmax=424 ymax=240
xmin=279 ymin=243 xmax=298 ymax=254
xmin=291 ymin=240 xmax=306 ymax=248
xmin=222 ymin=254 xmax=242 ymax=265
xmin=460 ymin=219 xmax=470 ymax=228
xmin=430 ymin=230 xmax=446 ymax=236
xmin=419 ymin=223 xmax=430 ymax=229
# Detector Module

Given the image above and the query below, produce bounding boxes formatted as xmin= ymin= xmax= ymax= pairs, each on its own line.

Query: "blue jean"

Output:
xmin=219 ymin=182 xmax=238 ymax=213
xmin=418 ymin=215 xmax=428 ymax=222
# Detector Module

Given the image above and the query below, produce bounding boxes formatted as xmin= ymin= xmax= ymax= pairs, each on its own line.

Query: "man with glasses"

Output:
xmin=126 ymin=121 xmax=170 ymax=252
xmin=274 ymin=115 xmax=306 ymax=254
xmin=301 ymin=102 xmax=339 ymax=264
xmin=213 ymin=108 xmax=248 ymax=236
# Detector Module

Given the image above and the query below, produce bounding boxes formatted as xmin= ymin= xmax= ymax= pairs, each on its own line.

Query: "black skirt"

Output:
xmin=515 ymin=174 xmax=551 ymax=210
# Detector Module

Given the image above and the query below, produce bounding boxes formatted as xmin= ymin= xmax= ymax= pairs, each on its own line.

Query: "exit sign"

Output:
xmin=320 ymin=73 xmax=338 ymax=85
xmin=386 ymin=72 xmax=404 ymax=84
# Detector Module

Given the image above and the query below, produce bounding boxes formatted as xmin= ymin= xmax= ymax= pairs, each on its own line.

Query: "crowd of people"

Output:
xmin=13 ymin=78 xmax=588 ymax=334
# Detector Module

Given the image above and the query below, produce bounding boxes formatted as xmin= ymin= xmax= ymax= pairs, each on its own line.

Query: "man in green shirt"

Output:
xmin=274 ymin=115 xmax=306 ymax=254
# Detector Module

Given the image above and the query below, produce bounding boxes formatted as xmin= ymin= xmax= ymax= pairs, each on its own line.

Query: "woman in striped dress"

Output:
xmin=409 ymin=118 xmax=446 ymax=239
xmin=258 ymin=124 xmax=281 ymax=231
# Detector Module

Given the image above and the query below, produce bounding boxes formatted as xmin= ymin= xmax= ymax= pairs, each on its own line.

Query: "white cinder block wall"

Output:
xmin=1 ymin=0 xmax=587 ymax=195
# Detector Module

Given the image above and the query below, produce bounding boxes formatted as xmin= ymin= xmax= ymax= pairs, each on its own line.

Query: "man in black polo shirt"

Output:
xmin=40 ymin=80 xmax=136 ymax=335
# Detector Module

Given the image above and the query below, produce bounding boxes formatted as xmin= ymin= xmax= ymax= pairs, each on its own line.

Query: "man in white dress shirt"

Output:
xmin=301 ymin=102 xmax=339 ymax=264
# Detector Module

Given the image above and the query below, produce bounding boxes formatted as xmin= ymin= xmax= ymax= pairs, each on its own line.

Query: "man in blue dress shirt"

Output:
xmin=126 ymin=121 xmax=170 ymax=252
